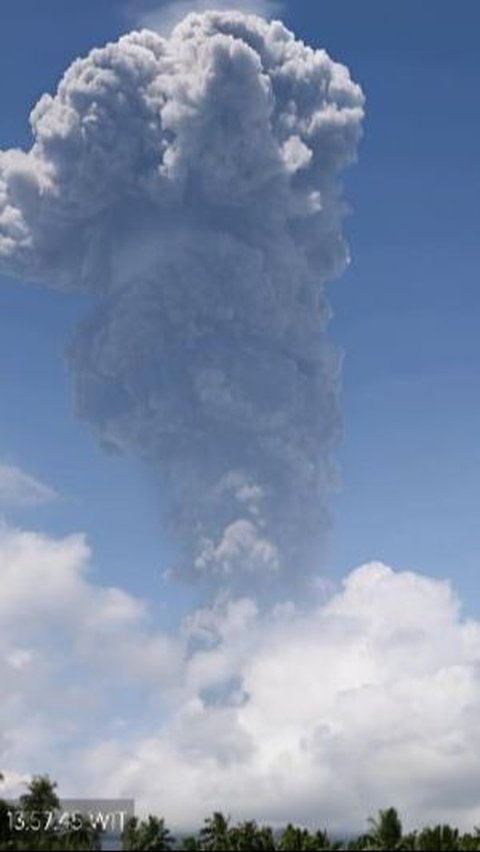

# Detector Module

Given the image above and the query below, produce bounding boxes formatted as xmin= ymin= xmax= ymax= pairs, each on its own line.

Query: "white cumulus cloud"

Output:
xmin=1 ymin=522 xmax=480 ymax=835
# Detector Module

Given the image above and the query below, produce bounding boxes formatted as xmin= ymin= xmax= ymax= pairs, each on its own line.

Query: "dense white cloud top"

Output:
xmin=134 ymin=0 xmax=283 ymax=34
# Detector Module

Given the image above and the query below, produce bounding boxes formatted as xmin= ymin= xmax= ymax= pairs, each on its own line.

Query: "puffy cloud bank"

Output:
xmin=2 ymin=522 xmax=480 ymax=833
xmin=0 ymin=12 xmax=364 ymax=586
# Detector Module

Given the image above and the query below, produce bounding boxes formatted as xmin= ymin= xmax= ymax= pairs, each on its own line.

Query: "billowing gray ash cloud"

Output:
xmin=0 ymin=12 xmax=364 ymax=589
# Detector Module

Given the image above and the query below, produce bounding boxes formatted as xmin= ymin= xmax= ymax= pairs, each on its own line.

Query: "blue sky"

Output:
xmin=1 ymin=0 xmax=479 ymax=609
xmin=303 ymin=2 xmax=480 ymax=600
xmin=1 ymin=2 xmax=480 ymax=830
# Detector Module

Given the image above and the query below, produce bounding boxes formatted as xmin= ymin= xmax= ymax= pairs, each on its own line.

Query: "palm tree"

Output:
xmin=60 ymin=813 xmax=102 ymax=851
xmin=459 ymin=829 xmax=480 ymax=851
xmin=227 ymin=820 xmax=276 ymax=851
xmin=0 ymin=775 xmax=62 ymax=851
xmin=257 ymin=826 xmax=277 ymax=850
xmin=278 ymin=824 xmax=341 ymax=851
xmin=364 ymin=807 xmax=404 ymax=850
xmin=279 ymin=823 xmax=313 ymax=850
xmin=308 ymin=828 xmax=343 ymax=850
xmin=199 ymin=812 xmax=231 ymax=851
xmin=19 ymin=775 xmax=60 ymax=816
xmin=122 ymin=816 xmax=140 ymax=850
xmin=415 ymin=824 xmax=461 ymax=850
xmin=121 ymin=814 xmax=174 ymax=850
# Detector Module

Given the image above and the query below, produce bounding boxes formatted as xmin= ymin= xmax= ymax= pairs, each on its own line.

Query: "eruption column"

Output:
xmin=0 ymin=12 xmax=364 ymax=589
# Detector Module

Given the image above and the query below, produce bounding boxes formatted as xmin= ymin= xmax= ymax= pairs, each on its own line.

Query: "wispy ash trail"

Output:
xmin=0 ymin=12 xmax=364 ymax=589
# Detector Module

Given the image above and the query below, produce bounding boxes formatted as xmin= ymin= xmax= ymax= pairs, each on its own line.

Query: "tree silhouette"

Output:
xmin=415 ymin=823 xmax=461 ymax=850
xmin=364 ymin=807 xmax=404 ymax=849
xmin=199 ymin=812 xmax=231 ymax=851
xmin=122 ymin=814 xmax=175 ymax=850
xmin=4 ymin=775 xmax=480 ymax=851
xmin=278 ymin=824 xmax=312 ymax=850
xmin=19 ymin=775 xmax=60 ymax=815
xmin=227 ymin=820 xmax=276 ymax=850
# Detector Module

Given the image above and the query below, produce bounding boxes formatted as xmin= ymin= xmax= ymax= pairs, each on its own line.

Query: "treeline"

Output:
xmin=2 ymin=774 xmax=480 ymax=850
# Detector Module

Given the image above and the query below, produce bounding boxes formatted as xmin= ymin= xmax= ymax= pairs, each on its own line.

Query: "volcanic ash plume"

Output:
xmin=0 ymin=12 xmax=364 ymax=587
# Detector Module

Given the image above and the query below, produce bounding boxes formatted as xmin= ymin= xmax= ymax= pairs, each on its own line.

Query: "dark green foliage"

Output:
xmin=198 ymin=812 xmax=231 ymax=851
xmin=5 ymin=775 xmax=480 ymax=851
xmin=415 ymin=823 xmax=461 ymax=850
xmin=0 ymin=775 xmax=100 ymax=850
xmin=180 ymin=837 xmax=202 ymax=851
xmin=121 ymin=814 xmax=175 ymax=850
xmin=278 ymin=824 xmax=340 ymax=850
xmin=366 ymin=806 xmax=404 ymax=849
xmin=459 ymin=830 xmax=480 ymax=851
xmin=19 ymin=775 xmax=60 ymax=816
xmin=0 ymin=799 xmax=11 ymax=847
xmin=227 ymin=820 xmax=276 ymax=850
xmin=279 ymin=824 xmax=312 ymax=851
